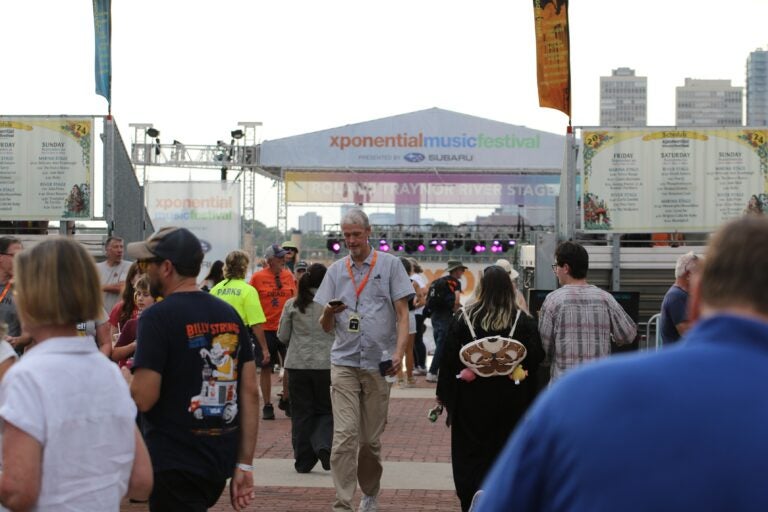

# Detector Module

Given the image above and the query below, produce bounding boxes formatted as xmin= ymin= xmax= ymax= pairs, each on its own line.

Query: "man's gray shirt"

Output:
xmin=314 ymin=249 xmax=414 ymax=370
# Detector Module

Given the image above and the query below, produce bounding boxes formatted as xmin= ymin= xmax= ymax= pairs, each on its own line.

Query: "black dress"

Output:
xmin=436 ymin=309 xmax=544 ymax=512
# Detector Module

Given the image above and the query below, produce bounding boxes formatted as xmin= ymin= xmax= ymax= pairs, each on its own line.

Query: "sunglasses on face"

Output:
xmin=137 ymin=258 xmax=163 ymax=272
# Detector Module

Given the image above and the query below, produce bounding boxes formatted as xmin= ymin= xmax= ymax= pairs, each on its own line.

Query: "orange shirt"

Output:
xmin=249 ymin=268 xmax=297 ymax=331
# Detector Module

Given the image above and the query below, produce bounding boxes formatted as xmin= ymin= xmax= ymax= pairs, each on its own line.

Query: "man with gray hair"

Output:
xmin=316 ymin=208 xmax=414 ymax=512
xmin=660 ymin=251 xmax=700 ymax=345
xmin=96 ymin=236 xmax=133 ymax=313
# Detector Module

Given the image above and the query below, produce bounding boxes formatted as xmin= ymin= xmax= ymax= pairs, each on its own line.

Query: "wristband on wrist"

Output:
xmin=236 ymin=463 xmax=254 ymax=472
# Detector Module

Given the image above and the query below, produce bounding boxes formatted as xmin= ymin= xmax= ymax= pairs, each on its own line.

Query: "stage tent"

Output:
xmin=258 ymin=107 xmax=569 ymax=228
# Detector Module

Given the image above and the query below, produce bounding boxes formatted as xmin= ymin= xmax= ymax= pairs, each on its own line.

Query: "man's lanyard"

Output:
xmin=345 ymin=250 xmax=378 ymax=311
xmin=0 ymin=281 xmax=11 ymax=303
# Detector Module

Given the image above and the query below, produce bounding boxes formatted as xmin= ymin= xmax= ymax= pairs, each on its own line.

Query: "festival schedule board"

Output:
xmin=0 ymin=117 xmax=94 ymax=220
xmin=582 ymin=128 xmax=768 ymax=233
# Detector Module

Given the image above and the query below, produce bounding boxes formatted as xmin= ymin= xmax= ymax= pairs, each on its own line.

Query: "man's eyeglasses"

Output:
xmin=137 ymin=258 xmax=163 ymax=271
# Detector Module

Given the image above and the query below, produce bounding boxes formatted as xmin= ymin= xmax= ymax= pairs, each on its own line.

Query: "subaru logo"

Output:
xmin=404 ymin=152 xmax=425 ymax=163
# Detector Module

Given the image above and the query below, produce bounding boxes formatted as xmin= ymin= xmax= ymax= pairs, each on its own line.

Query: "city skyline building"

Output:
xmin=675 ymin=78 xmax=743 ymax=126
xmin=298 ymin=211 xmax=322 ymax=233
xmin=599 ymin=67 xmax=647 ymax=126
xmin=747 ymin=48 xmax=768 ymax=126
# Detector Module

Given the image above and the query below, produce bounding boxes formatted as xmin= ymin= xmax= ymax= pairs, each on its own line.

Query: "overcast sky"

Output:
xmin=3 ymin=0 xmax=768 ymax=228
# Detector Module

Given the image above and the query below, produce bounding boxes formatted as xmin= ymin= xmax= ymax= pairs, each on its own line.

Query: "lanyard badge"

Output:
xmin=347 ymin=313 xmax=361 ymax=333
xmin=345 ymin=251 xmax=378 ymax=332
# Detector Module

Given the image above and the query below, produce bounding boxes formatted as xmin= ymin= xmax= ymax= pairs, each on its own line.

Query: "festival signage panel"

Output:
xmin=582 ymin=128 xmax=768 ymax=233
xmin=146 ymin=181 xmax=241 ymax=279
xmin=532 ymin=0 xmax=571 ymax=117
xmin=285 ymin=171 xmax=560 ymax=207
xmin=0 ymin=117 xmax=94 ymax=220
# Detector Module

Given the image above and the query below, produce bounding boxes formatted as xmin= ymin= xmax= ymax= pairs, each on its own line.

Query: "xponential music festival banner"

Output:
xmin=147 ymin=181 xmax=241 ymax=278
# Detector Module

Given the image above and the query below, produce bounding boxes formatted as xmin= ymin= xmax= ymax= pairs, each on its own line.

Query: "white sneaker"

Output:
xmin=468 ymin=489 xmax=484 ymax=512
xmin=358 ymin=494 xmax=378 ymax=512
xmin=413 ymin=367 xmax=427 ymax=376
xmin=425 ymin=372 xmax=438 ymax=383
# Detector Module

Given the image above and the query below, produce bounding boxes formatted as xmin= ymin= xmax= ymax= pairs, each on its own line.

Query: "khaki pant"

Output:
xmin=330 ymin=365 xmax=391 ymax=511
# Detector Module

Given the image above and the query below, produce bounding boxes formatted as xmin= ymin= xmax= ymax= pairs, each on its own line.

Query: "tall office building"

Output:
xmin=599 ymin=67 xmax=647 ymax=126
xmin=298 ymin=211 xmax=322 ymax=233
xmin=675 ymin=78 xmax=743 ymax=126
xmin=395 ymin=205 xmax=420 ymax=226
xmin=747 ymin=48 xmax=768 ymax=126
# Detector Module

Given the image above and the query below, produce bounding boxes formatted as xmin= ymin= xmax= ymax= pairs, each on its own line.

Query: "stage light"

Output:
xmin=434 ymin=244 xmax=444 ymax=252
xmin=146 ymin=128 xmax=160 ymax=138
xmin=393 ymin=240 xmax=405 ymax=252
xmin=231 ymin=129 xmax=244 ymax=139
xmin=417 ymin=243 xmax=426 ymax=252
xmin=326 ymin=237 xmax=342 ymax=254
xmin=379 ymin=239 xmax=390 ymax=252
xmin=471 ymin=241 xmax=487 ymax=255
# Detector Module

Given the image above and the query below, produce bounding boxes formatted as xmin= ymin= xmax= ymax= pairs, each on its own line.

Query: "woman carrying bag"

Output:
xmin=436 ymin=265 xmax=544 ymax=512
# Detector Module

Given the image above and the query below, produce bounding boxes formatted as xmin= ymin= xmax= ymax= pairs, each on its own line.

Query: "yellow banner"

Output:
xmin=533 ymin=0 xmax=571 ymax=118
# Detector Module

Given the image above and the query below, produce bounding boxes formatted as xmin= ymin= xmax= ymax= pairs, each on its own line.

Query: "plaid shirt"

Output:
xmin=539 ymin=284 xmax=636 ymax=382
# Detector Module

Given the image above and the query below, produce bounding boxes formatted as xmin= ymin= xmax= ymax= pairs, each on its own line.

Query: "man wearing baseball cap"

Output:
xmin=425 ymin=260 xmax=466 ymax=383
xmin=282 ymin=241 xmax=299 ymax=272
xmin=249 ymin=243 xmax=297 ymax=419
xmin=127 ymin=226 xmax=260 ymax=511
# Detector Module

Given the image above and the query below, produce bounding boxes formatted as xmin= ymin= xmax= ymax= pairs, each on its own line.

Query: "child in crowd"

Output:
xmin=112 ymin=275 xmax=158 ymax=369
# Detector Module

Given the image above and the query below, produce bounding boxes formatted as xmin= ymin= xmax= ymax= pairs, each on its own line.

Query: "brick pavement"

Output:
xmin=121 ymin=375 xmax=461 ymax=511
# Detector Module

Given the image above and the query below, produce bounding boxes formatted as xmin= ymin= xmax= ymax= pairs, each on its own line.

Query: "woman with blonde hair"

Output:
xmin=0 ymin=237 xmax=152 ymax=510
xmin=436 ymin=265 xmax=543 ymax=512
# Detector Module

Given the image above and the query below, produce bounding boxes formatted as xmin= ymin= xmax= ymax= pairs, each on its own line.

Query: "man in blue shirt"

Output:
xmin=659 ymin=251 xmax=700 ymax=345
xmin=477 ymin=215 xmax=768 ymax=512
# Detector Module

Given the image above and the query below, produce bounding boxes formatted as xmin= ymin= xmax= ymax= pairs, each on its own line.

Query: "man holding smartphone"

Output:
xmin=316 ymin=209 xmax=414 ymax=512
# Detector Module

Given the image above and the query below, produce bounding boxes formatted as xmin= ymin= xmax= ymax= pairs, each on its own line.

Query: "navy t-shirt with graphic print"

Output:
xmin=133 ymin=291 xmax=254 ymax=481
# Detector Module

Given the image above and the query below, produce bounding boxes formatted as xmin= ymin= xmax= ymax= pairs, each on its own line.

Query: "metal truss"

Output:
xmin=129 ymin=122 xmax=273 ymax=233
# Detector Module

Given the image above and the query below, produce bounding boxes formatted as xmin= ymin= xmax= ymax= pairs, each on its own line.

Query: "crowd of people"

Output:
xmin=1 ymin=211 xmax=766 ymax=511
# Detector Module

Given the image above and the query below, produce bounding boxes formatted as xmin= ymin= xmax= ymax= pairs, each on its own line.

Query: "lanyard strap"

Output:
xmin=0 ymin=281 xmax=11 ymax=303
xmin=346 ymin=250 xmax=378 ymax=310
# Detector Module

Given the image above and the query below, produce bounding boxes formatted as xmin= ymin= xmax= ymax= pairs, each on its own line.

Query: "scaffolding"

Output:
xmin=128 ymin=122 xmax=268 ymax=233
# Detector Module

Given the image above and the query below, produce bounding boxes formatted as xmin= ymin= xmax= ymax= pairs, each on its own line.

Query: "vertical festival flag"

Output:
xmin=532 ymin=0 xmax=571 ymax=119
xmin=92 ymin=0 xmax=112 ymax=112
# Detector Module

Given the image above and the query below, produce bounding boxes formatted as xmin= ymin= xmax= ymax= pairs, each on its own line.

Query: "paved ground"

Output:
xmin=121 ymin=372 xmax=462 ymax=511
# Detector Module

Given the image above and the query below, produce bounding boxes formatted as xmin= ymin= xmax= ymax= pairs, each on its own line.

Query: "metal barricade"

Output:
xmin=646 ymin=313 xmax=662 ymax=350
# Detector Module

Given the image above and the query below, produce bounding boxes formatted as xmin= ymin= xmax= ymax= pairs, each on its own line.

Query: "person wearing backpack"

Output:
xmin=425 ymin=260 xmax=466 ymax=383
xmin=436 ymin=264 xmax=544 ymax=511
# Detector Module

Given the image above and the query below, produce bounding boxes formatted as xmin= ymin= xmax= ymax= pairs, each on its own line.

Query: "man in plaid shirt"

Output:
xmin=539 ymin=241 xmax=636 ymax=382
